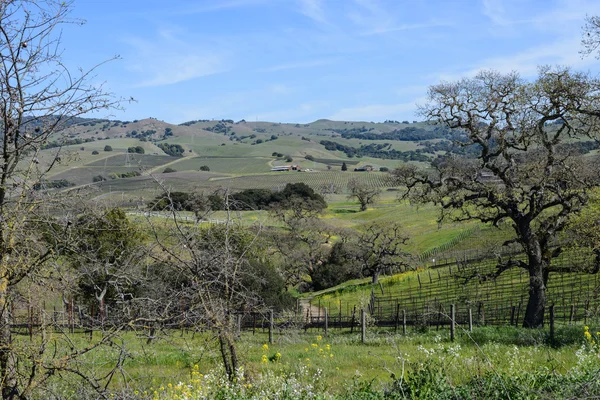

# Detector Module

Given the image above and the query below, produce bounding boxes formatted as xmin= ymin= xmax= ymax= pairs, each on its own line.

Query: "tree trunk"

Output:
xmin=360 ymin=202 xmax=367 ymax=212
xmin=228 ymin=336 xmax=239 ymax=377
xmin=218 ymin=334 xmax=232 ymax=380
xmin=0 ymin=281 xmax=17 ymax=399
xmin=372 ymin=270 xmax=380 ymax=285
xmin=522 ymin=261 xmax=548 ymax=328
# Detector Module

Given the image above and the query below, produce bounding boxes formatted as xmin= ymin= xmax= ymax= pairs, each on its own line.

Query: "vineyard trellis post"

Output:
xmin=361 ymin=308 xmax=366 ymax=343
xmin=468 ymin=307 xmax=473 ymax=332
xmin=450 ymin=304 xmax=455 ymax=342
xmin=269 ymin=309 xmax=274 ymax=344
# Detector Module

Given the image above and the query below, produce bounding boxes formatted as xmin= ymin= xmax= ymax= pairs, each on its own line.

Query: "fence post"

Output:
xmin=403 ymin=309 xmax=407 ymax=335
xmin=339 ymin=300 xmax=342 ymax=330
xmin=549 ymin=304 xmax=555 ymax=341
xmin=236 ymin=314 xmax=242 ymax=338
xmin=394 ymin=303 xmax=400 ymax=333
xmin=450 ymin=304 xmax=455 ymax=342
xmin=468 ymin=307 xmax=473 ymax=332
xmin=268 ymin=309 xmax=274 ymax=345
xmin=324 ymin=307 xmax=328 ymax=337
xmin=569 ymin=304 xmax=575 ymax=325
xmin=361 ymin=308 xmax=366 ymax=344
xmin=351 ymin=306 xmax=356 ymax=333
xmin=510 ymin=305 xmax=516 ymax=326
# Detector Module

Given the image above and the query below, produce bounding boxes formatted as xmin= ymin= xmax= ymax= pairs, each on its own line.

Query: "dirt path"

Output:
xmin=298 ymin=297 xmax=323 ymax=319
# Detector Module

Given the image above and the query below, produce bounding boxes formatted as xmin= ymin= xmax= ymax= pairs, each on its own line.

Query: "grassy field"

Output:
xmin=166 ymin=156 xmax=273 ymax=174
xmin=64 ymin=324 xmax=597 ymax=397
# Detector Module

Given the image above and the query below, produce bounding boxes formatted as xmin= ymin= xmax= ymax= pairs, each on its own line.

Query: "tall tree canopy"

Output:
xmin=393 ymin=67 xmax=600 ymax=328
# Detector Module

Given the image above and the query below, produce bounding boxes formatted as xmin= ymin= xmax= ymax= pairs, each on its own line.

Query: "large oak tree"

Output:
xmin=393 ymin=67 xmax=600 ymax=328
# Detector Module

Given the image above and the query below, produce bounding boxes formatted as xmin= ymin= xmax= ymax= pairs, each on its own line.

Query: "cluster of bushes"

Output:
xmin=108 ymin=171 xmax=141 ymax=179
xmin=126 ymin=129 xmax=156 ymax=139
xmin=33 ymin=179 xmax=75 ymax=190
xmin=157 ymin=143 xmax=185 ymax=157
xmin=42 ymin=137 xmax=95 ymax=150
xmin=339 ymin=126 xmax=451 ymax=141
xmin=320 ymin=140 xmax=430 ymax=161
xmin=205 ymin=122 xmax=229 ymax=134
xmin=178 ymin=119 xmax=211 ymax=126
xmin=271 ymin=152 xmax=293 ymax=162
xmin=149 ymin=183 xmax=327 ymax=212
xmin=127 ymin=146 xmax=145 ymax=154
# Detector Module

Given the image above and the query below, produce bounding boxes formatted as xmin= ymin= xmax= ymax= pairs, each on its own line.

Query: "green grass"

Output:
xmin=309 ymin=247 xmax=599 ymax=323
xmin=64 ymin=324 xmax=595 ymax=395
xmin=166 ymin=157 xmax=272 ymax=174
xmin=86 ymin=154 xmax=174 ymax=168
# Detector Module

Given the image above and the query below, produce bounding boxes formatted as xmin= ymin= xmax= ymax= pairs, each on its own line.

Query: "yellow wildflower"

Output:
xmin=262 ymin=343 xmax=269 ymax=351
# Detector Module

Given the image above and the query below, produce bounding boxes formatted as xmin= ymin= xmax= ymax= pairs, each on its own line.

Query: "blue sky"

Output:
xmin=61 ymin=0 xmax=600 ymax=124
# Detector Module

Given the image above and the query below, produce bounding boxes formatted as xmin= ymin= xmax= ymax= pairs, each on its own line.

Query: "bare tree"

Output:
xmin=147 ymin=190 xmax=289 ymax=382
xmin=581 ymin=15 xmax=600 ymax=58
xmin=0 ymin=0 xmax=123 ymax=396
xmin=347 ymin=179 xmax=380 ymax=212
xmin=393 ymin=67 xmax=600 ymax=328
xmin=351 ymin=223 xmax=411 ymax=284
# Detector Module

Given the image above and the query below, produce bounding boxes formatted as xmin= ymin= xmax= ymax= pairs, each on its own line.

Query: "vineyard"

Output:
xmin=312 ymin=249 xmax=600 ymax=327
xmin=167 ymin=156 xmax=272 ymax=174
xmin=86 ymin=154 xmax=174 ymax=168
xmin=207 ymin=171 xmax=396 ymax=191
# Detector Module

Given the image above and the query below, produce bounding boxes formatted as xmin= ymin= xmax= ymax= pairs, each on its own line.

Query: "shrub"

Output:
xmin=33 ymin=179 xmax=75 ymax=190
xmin=127 ymin=146 xmax=144 ymax=154
xmin=104 ymin=145 xmax=113 ymax=152
xmin=91 ymin=150 xmax=99 ymax=155
xmin=379 ymin=166 xmax=389 ymax=172
xmin=157 ymin=143 xmax=184 ymax=157
xmin=92 ymin=175 xmax=106 ymax=182
xmin=199 ymin=165 xmax=210 ymax=171
xmin=163 ymin=167 xmax=177 ymax=173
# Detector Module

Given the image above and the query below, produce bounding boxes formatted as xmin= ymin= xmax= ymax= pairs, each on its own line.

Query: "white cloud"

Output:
xmin=170 ymin=0 xmax=269 ymax=15
xmin=134 ymin=54 xmax=226 ymax=87
xmin=360 ymin=21 xmax=452 ymax=36
xmin=467 ymin=37 xmax=596 ymax=78
xmin=268 ymin=84 xmax=293 ymax=95
xmin=253 ymin=101 xmax=330 ymax=122
xmin=261 ymin=58 xmax=336 ymax=72
xmin=298 ymin=0 xmax=327 ymax=24
xmin=328 ymin=98 xmax=425 ymax=122
xmin=124 ymin=31 xmax=230 ymax=87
